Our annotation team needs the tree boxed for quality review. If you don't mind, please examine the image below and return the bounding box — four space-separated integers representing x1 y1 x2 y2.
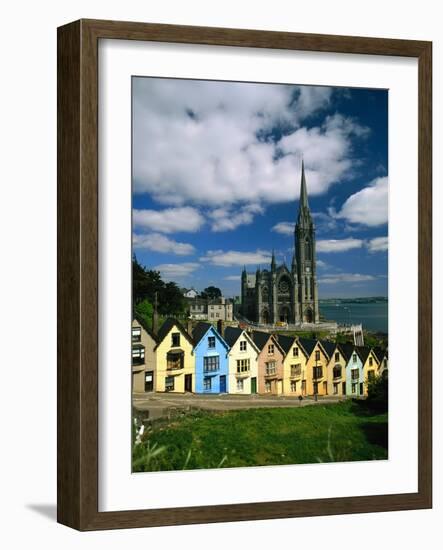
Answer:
201 286 222 300
132 255 186 318
134 299 153 328
366 373 388 413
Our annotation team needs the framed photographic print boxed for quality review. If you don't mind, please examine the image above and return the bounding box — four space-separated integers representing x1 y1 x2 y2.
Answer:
57 19 432 530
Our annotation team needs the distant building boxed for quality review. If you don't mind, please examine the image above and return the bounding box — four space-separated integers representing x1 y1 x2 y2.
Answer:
183 288 198 299
187 296 233 321
241 161 319 325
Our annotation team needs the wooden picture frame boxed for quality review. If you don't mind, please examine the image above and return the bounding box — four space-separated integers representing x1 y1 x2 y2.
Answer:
57 19 432 530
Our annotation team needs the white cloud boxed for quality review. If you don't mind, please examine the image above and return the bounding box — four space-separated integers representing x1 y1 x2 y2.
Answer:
316 259 329 268
367 236 388 253
224 275 241 281
334 177 388 226
210 203 264 232
133 78 368 208
319 273 376 284
316 238 364 253
133 233 195 255
201 249 272 267
154 262 200 279
271 221 293 235
133 207 204 233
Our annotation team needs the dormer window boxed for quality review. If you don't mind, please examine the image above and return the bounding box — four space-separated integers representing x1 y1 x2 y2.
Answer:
208 336 215 349
293 347 299 357
268 344 274 354
171 332 180 347
240 340 247 352
132 326 141 343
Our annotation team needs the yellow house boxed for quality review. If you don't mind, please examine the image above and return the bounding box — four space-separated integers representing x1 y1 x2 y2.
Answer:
131 317 157 393
154 318 195 393
374 347 389 378
362 347 381 395
277 335 309 396
326 342 354 397
299 338 333 396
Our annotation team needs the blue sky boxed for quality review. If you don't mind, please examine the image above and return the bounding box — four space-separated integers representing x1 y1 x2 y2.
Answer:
132 77 388 298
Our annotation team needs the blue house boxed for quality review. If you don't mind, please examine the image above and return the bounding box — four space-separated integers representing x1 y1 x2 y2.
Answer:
192 322 230 394
345 346 366 397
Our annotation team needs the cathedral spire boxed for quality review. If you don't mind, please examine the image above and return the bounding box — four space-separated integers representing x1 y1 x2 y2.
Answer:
297 158 313 226
271 249 276 271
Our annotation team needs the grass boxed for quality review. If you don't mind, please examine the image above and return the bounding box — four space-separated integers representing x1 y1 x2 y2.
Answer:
132 401 388 472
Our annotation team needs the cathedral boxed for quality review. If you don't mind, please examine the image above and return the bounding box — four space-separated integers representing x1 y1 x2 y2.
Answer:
241 161 320 325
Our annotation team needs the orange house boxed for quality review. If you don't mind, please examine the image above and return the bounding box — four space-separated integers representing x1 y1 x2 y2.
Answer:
251 331 285 395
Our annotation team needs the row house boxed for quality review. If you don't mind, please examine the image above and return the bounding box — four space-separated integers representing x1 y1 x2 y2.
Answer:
192 322 230 394
277 335 308 396
224 326 259 394
131 317 388 397
155 318 195 393
251 331 285 395
131 317 157 393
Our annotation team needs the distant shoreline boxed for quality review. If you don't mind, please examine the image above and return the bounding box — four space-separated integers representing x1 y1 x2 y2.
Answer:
319 297 388 304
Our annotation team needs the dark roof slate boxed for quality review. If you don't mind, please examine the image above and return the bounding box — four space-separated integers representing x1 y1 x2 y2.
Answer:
277 334 296 355
251 330 272 351
223 326 244 347
192 322 213 345
297 337 317 357
156 317 193 345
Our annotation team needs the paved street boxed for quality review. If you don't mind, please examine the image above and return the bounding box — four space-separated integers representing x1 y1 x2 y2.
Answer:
133 392 344 418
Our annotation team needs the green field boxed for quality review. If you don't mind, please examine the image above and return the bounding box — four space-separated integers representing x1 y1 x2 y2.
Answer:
132 401 388 472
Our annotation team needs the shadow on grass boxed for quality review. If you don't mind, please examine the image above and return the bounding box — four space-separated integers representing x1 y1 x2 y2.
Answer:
349 398 388 417
360 421 388 450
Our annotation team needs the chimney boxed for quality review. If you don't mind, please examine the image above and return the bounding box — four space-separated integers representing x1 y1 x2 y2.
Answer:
217 319 225 338
187 319 193 336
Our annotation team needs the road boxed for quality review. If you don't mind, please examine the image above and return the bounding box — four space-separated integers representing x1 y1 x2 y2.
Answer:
133 392 345 419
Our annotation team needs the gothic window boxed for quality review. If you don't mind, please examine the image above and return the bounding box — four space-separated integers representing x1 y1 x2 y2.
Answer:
305 238 311 260
262 286 269 300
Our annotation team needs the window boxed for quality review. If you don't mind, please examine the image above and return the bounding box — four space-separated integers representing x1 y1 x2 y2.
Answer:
333 382 339 394
204 355 219 372
369 356 373 366
167 350 184 370
333 366 342 379
353 353 357 363
293 347 299 357
240 340 247 352
352 383 357 394
203 377 212 390
132 345 145 365
351 368 359 380
315 350 320 361
265 381 272 393
268 343 274 354
236 379 244 391
165 376 174 391
290 380 297 393
132 327 141 343
291 364 302 377
171 332 180 347
334 351 340 361
216 313 219 318
208 336 216 349
313 366 323 379
236 359 250 373
265 361 276 376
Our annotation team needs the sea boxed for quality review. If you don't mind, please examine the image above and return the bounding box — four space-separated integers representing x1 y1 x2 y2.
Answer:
319 301 388 334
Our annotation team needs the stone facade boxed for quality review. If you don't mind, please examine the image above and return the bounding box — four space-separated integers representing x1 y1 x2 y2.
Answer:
241 161 319 325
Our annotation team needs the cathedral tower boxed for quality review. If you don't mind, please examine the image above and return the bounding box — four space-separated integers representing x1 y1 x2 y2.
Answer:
295 160 320 323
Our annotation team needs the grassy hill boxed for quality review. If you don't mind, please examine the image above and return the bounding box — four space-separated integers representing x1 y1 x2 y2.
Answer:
133 401 388 472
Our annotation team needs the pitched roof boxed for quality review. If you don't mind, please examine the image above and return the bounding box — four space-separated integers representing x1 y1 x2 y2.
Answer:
338 342 355 362
251 330 272 351
192 322 213 345
156 317 193 346
223 326 244 347
319 339 336 359
276 334 296 356
373 346 387 362
297 337 317 358
133 313 158 342
355 346 371 363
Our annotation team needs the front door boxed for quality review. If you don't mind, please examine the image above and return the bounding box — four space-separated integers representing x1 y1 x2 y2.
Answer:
251 377 257 394
359 382 363 395
144 371 154 392
342 381 346 395
184 374 192 392
219 375 226 393
323 381 328 395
